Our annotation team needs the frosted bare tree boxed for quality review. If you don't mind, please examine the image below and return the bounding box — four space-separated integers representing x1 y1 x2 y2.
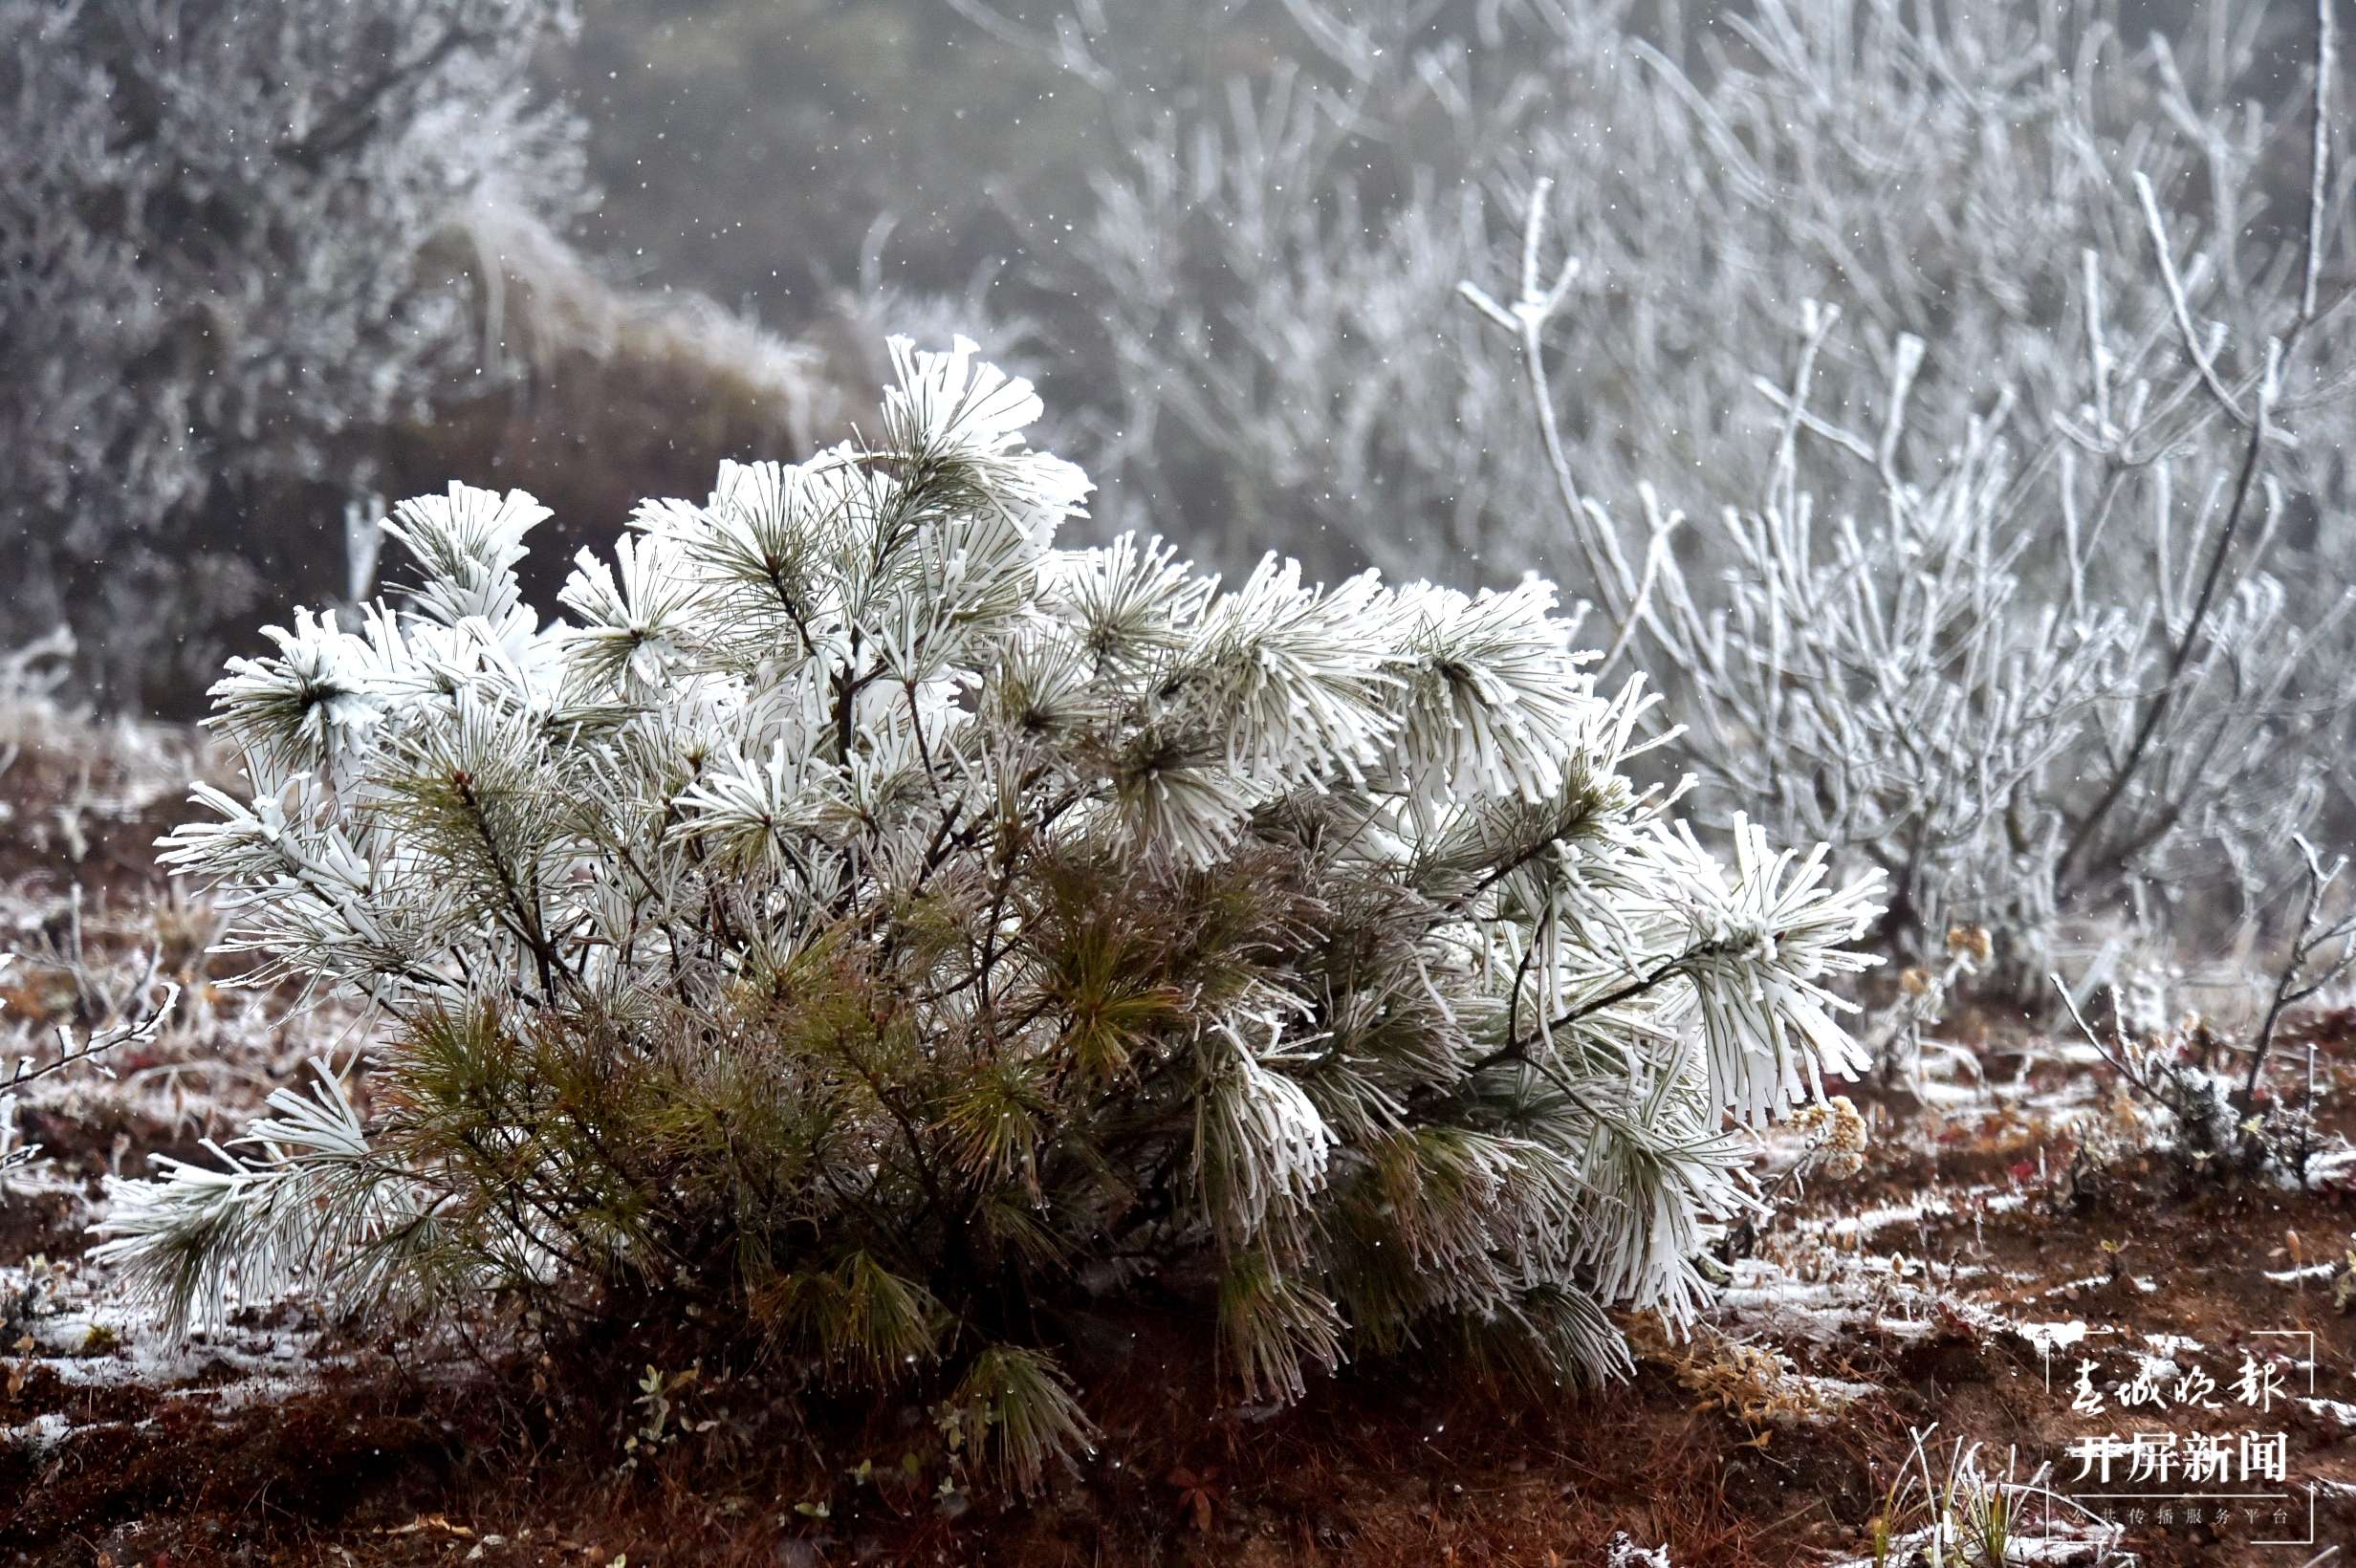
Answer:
0 0 583 703
985 0 2356 978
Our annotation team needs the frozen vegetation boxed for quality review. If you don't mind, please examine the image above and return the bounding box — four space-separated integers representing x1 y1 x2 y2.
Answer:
1039 0 2356 981
0 0 582 699
97 337 1885 1486
6 0 2356 1563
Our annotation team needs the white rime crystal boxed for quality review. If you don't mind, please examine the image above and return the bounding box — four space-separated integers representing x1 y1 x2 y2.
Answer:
120 335 1880 1392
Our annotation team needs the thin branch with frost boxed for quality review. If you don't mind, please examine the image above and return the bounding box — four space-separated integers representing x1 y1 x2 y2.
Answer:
2246 837 2356 1100
1457 180 1649 659
2062 0 2337 898
1 956 182 1183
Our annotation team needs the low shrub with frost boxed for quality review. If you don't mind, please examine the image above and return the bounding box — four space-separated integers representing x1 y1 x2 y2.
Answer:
1025 0 2356 974
100 338 1880 1489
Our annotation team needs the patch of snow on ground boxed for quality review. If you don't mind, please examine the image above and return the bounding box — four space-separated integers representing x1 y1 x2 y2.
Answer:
1826 1522 2127 1567
2016 1319 2089 1357
2301 1144 2356 1183
2264 1260 2339 1284
1715 1255 2008 1347
1 1249 357 1427
3 1410 74 1454
2300 1396 2356 1429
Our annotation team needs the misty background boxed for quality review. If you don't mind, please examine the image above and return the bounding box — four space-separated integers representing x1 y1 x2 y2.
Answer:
2 0 2299 706
4 0 2347 974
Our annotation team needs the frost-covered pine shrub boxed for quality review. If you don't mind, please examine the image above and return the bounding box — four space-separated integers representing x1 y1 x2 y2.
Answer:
100 338 1885 1478
0 0 581 702
100 338 1880 1488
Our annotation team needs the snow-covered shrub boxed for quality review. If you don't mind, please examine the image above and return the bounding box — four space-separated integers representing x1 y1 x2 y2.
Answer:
0 0 582 703
103 337 1880 1488
1014 0 2355 972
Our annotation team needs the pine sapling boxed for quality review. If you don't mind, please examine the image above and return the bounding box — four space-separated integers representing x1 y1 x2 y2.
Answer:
104 335 1884 1490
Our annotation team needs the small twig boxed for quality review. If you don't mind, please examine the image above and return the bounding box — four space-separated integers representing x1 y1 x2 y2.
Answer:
2131 173 2254 427
2056 341 2278 895
2 964 183 1176
2299 0 2337 335
1458 180 1647 662
937 0 1116 93
1468 938 1732 1077
2049 972 2160 1104
2247 836 2356 1101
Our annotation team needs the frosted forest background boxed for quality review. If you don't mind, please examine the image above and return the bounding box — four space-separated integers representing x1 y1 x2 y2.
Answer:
7 3 2356 1565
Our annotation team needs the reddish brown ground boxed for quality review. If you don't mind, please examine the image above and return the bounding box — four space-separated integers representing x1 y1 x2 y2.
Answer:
5 719 2353 1566
1 1309 1896 1567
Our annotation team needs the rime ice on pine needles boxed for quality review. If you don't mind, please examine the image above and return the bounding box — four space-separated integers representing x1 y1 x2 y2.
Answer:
111 336 1882 1490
